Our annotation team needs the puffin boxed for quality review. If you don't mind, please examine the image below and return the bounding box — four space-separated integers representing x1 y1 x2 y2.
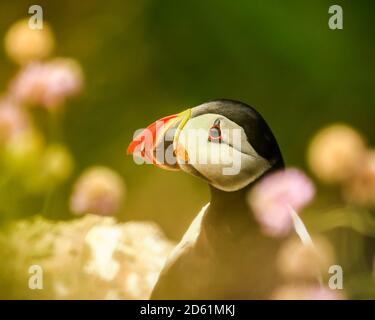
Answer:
128 99 285 299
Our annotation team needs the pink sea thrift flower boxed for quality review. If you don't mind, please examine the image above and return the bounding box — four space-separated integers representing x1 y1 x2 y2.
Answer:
9 58 83 109
248 168 315 237
310 286 343 300
70 166 126 216
272 284 343 300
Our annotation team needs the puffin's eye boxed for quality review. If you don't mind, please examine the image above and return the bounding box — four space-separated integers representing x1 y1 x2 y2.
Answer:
208 119 222 143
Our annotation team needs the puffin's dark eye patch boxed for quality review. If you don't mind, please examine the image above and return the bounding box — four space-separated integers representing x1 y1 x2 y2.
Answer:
208 119 222 143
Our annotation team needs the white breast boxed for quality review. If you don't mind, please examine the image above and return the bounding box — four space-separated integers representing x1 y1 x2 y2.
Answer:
160 202 210 270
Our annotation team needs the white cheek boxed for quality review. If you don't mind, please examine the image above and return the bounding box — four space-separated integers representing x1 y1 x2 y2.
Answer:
206 143 235 166
181 136 236 167
187 142 270 192
191 143 240 176
211 152 270 191
176 115 272 191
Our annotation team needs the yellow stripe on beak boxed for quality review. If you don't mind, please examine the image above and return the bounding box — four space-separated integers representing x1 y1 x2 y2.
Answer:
173 108 191 149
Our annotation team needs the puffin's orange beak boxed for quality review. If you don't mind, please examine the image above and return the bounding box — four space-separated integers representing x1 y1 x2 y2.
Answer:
127 109 191 169
127 113 178 162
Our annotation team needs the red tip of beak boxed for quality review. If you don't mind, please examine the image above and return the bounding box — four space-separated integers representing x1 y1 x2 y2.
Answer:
127 114 178 162
126 136 143 155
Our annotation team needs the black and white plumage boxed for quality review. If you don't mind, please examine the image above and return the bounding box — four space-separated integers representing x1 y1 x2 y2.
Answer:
128 99 284 299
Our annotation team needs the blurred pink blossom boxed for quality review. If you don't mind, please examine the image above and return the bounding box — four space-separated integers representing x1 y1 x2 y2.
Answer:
9 58 83 109
0 98 29 143
70 166 126 216
272 284 343 300
310 286 343 300
248 168 315 237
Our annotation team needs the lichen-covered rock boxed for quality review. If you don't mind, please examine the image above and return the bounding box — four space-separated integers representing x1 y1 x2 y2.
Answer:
0 215 175 299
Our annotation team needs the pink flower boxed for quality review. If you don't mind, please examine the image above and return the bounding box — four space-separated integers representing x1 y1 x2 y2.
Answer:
70 166 126 216
272 284 343 300
9 58 83 109
310 286 343 300
248 168 315 237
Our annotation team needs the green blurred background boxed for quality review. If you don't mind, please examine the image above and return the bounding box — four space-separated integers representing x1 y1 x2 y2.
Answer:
0 0 374 240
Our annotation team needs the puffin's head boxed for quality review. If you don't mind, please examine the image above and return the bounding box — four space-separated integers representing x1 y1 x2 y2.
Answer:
128 99 284 192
